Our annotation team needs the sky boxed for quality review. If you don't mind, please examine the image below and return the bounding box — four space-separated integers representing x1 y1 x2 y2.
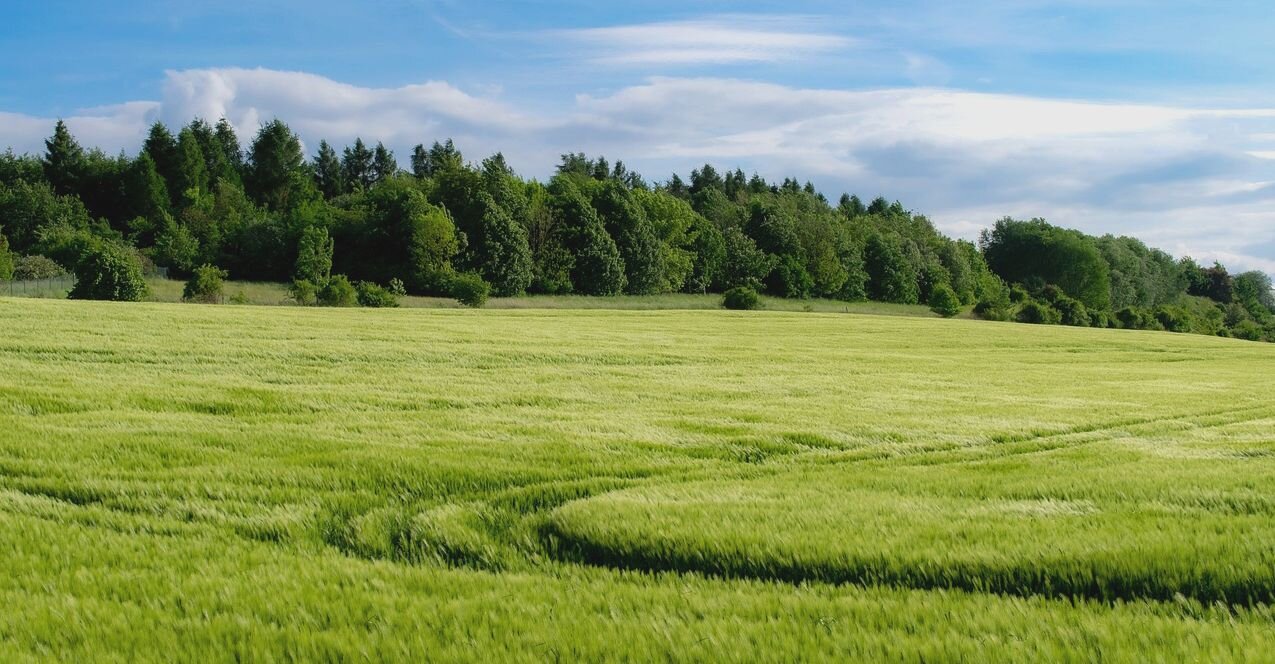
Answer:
3 0 1275 275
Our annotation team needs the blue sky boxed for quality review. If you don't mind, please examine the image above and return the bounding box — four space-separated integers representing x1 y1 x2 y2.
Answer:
3 0 1275 273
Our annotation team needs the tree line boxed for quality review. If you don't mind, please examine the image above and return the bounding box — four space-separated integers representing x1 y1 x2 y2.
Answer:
0 118 1271 341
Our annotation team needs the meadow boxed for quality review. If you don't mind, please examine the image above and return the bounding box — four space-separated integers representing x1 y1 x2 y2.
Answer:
1 296 1274 661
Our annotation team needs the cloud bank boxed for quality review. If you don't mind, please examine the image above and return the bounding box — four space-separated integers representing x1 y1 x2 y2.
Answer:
2 67 1273 274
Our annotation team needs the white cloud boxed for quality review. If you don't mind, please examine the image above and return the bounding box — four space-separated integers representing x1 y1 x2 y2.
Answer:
2 67 1274 276
550 16 854 66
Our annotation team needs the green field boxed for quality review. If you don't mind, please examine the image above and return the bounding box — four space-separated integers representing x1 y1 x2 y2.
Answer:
2 297 1274 661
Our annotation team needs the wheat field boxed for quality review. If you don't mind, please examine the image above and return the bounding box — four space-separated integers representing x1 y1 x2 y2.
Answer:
1 297 1273 661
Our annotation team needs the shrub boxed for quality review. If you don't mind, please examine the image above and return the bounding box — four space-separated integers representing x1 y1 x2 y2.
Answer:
1115 307 1144 330
722 286 761 310
1016 300 1060 325
1154 306 1194 333
1008 284 1031 303
928 283 961 318
68 244 149 302
356 281 401 308
1088 310 1113 329
318 274 358 307
12 255 67 280
290 279 318 306
388 277 407 297
450 272 490 308
1230 319 1265 341
973 287 1013 321
182 264 228 304
228 290 249 305
1053 295 1090 327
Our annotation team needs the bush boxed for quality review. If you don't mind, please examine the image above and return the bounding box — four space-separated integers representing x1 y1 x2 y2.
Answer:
722 286 761 310
68 245 149 302
388 277 407 297
1053 296 1090 327
318 274 358 307
356 281 401 308
928 283 961 318
1154 306 1194 333
182 264 228 304
290 279 318 306
228 290 249 305
1088 310 1113 329
450 272 490 308
1230 319 1265 341
1016 300 1060 325
1008 284 1031 303
1115 307 1145 330
12 255 67 280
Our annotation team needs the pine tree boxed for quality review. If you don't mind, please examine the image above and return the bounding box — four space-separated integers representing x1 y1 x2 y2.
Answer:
313 140 345 199
244 119 306 211
214 118 243 172
43 120 86 196
188 119 236 186
341 138 374 191
372 142 397 183
410 144 430 178
174 128 209 205
123 152 170 231
142 122 181 205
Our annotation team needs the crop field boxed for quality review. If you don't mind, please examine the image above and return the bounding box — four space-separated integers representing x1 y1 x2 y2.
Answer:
1 297 1274 661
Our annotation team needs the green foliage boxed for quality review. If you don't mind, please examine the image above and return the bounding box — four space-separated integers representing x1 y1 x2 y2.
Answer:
182 264 228 303
341 138 375 192
0 179 93 254
550 185 626 295
1016 300 1060 325
313 140 344 199
0 225 14 280
721 286 761 310
864 233 919 304
11 254 67 280
355 281 401 308
294 225 334 284
471 194 533 296
245 120 310 211
42 119 86 196
153 220 200 275
450 271 490 308
289 279 318 306
1052 294 1090 327
720 227 774 291
981 218 1111 310
68 244 149 301
317 274 358 307
928 283 961 317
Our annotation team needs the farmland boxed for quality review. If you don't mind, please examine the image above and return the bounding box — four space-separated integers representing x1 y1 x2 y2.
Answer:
1 297 1274 661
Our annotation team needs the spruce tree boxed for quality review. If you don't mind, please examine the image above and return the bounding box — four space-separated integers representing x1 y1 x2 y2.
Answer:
372 142 397 183
313 141 345 199
341 138 374 191
175 128 209 205
43 120 86 196
244 119 306 211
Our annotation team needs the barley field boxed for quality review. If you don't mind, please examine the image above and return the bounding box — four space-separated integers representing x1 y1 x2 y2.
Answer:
1 297 1273 661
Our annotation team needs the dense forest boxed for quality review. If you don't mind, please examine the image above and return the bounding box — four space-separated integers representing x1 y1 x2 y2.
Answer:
1 118 1273 341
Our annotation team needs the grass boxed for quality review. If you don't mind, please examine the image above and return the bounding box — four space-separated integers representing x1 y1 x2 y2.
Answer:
1 297 1273 660
6 275 944 315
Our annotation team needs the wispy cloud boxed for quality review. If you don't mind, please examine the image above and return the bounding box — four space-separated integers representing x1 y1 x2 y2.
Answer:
2 68 1274 276
550 15 854 66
